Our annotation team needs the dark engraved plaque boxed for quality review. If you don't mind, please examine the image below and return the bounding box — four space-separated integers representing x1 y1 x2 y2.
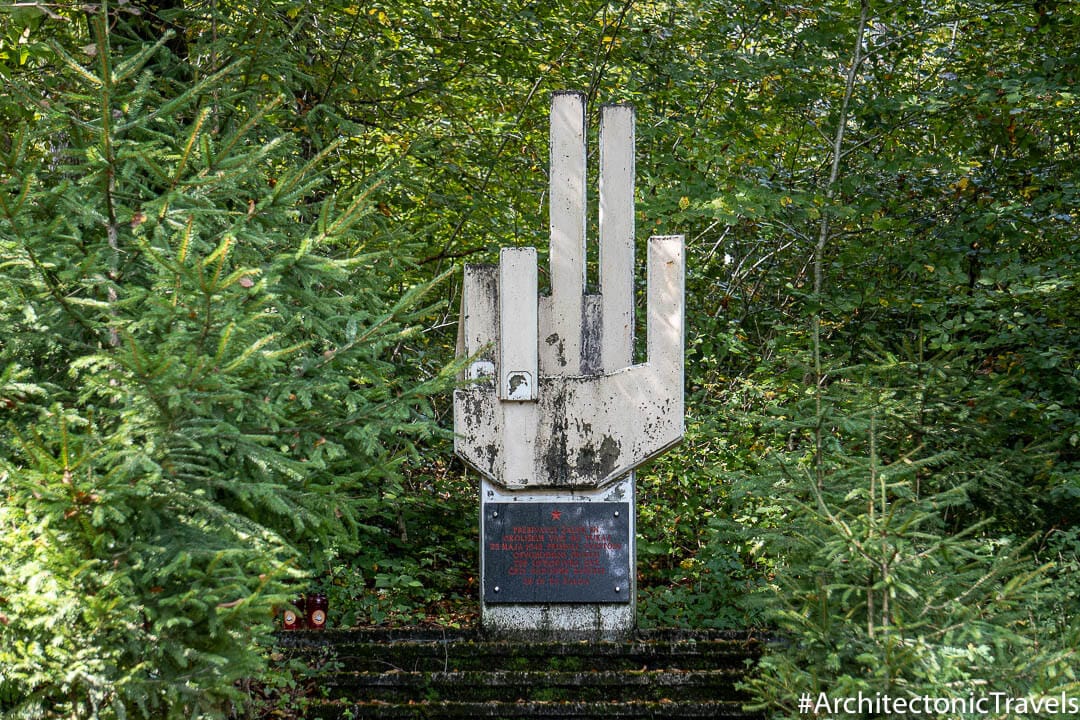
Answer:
483 502 630 603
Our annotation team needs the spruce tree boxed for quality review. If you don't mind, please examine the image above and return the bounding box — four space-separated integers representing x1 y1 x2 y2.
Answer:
739 357 1079 717
1 8 448 719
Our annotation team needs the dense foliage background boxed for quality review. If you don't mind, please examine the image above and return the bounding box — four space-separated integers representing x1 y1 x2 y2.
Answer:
1 1 1076 718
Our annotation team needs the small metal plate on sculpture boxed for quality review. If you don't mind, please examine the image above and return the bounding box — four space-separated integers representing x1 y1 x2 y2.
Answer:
484 502 630 603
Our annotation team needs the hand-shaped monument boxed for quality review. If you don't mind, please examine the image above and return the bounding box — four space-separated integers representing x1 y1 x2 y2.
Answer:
454 92 684 639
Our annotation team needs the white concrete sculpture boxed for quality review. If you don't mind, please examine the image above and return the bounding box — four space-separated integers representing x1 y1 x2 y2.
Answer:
454 91 684 638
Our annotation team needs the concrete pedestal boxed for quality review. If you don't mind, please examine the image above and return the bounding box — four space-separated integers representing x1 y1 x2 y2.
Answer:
479 475 636 640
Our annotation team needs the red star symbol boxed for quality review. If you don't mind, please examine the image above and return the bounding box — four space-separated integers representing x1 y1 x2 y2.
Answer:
550 509 562 521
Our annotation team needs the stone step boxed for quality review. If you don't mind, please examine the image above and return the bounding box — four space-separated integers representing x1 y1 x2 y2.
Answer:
321 668 749 703
279 629 762 673
304 699 759 719
314 642 756 673
275 628 764 720
278 628 760 647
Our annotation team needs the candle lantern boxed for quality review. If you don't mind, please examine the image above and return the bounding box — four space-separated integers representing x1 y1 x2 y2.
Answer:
306 592 328 630
281 596 306 630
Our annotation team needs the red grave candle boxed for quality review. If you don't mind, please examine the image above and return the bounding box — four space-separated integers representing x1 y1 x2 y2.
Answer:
281 596 305 630
306 593 328 630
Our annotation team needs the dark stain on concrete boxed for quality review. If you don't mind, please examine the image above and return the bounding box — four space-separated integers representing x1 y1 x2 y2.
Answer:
576 434 621 483
545 333 566 368
541 388 571 486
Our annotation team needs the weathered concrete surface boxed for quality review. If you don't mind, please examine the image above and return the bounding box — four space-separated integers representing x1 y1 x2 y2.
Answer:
452 92 685 641
453 93 684 492
453 236 684 490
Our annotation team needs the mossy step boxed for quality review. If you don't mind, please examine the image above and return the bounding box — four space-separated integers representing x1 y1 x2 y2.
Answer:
304 699 761 720
305 642 757 673
278 629 762 673
275 628 764 719
321 668 750 703
278 628 760 648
